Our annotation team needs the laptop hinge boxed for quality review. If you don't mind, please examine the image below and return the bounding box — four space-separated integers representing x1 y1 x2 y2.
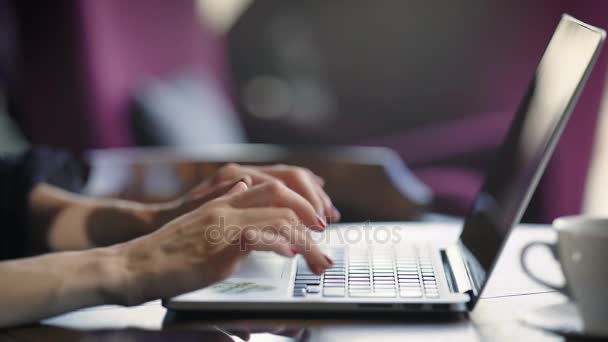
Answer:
443 244 475 297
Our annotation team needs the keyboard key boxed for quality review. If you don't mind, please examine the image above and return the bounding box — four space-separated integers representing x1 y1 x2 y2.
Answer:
296 274 321 279
325 270 345 274
349 282 371 286
324 281 346 286
323 287 345 297
374 284 397 290
400 290 423 298
349 277 370 281
306 285 321 294
323 281 346 287
398 275 419 279
370 292 396 297
325 275 345 279
295 278 321 282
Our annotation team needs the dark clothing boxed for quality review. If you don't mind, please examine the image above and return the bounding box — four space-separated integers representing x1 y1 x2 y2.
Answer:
0 148 84 260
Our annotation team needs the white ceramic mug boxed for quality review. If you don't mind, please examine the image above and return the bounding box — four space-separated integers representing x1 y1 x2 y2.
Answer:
520 216 608 335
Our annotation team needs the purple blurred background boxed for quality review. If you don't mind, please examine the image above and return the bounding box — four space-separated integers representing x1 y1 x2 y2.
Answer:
0 0 606 223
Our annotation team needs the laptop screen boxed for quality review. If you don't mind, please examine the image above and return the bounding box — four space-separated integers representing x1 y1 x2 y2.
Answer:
458 15 605 300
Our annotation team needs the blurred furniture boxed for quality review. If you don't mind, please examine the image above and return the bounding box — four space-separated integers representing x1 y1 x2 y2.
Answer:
6 0 608 223
85 145 432 222
9 0 232 150
0 224 566 341
227 0 608 223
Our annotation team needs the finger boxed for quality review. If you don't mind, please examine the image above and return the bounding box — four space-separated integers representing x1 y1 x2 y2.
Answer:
235 207 325 232
279 170 327 217
213 163 242 183
225 165 329 219
313 183 341 223
215 175 253 192
217 164 276 186
240 228 294 258
191 176 252 205
240 212 331 274
282 225 331 275
253 166 330 218
230 182 327 230
312 182 336 223
256 165 326 187
226 180 249 195
311 172 325 187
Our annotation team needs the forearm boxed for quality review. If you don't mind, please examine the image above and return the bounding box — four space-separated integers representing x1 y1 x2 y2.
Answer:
0 247 128 328
29 184 168 253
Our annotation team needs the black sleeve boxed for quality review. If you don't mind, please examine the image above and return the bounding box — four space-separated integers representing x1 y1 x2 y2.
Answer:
0 147 85 260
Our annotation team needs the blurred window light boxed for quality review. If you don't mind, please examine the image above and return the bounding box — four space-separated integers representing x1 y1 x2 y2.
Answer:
196 0 252 34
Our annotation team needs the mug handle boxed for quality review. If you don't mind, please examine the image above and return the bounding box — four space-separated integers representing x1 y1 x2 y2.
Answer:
520 241 570 297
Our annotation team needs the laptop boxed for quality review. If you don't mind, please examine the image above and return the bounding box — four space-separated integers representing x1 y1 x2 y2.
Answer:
165 15 605 314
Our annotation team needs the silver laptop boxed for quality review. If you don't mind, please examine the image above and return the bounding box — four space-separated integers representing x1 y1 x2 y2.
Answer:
165 15 605 314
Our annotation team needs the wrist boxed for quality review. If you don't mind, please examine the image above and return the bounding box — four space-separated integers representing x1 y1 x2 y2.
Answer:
143 200 181 230
94 245 141 306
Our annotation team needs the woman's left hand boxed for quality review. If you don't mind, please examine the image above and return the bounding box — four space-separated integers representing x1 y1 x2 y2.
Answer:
153 163 340 228
208 164 340 223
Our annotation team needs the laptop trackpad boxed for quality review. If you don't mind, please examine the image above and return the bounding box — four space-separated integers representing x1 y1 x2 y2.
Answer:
171 252 292 301
232 252 290 280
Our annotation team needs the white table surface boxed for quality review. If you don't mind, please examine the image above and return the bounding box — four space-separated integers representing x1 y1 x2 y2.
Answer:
23 223 570 341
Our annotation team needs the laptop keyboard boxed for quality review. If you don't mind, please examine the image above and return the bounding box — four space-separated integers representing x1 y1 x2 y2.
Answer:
293 246 439 299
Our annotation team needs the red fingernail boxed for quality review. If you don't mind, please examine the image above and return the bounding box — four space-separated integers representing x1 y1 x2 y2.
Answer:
291 248 299 255
316 214 327 229
324 255 333 266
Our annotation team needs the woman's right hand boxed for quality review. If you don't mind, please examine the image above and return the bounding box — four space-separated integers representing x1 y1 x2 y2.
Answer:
111 180 333 306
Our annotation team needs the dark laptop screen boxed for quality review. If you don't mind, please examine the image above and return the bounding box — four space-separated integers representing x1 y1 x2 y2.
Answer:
458 15 605 296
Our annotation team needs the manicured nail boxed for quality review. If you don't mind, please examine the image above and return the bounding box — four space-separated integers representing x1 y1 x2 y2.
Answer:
324 255 334 267
316 214 327 229
331 206 341 221
291 248 299 256
314 174 325 186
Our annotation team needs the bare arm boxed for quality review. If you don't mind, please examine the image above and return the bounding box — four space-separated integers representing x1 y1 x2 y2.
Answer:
0 181 332 328
0 247 125 327
28 183 162 253
27 164 337 254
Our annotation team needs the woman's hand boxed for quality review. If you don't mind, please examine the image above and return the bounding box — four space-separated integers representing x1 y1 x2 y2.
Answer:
113 180 333 306
151 163 340 230
209 164 340 223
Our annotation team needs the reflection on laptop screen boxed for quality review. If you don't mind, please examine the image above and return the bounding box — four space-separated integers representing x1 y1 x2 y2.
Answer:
459 15 605 291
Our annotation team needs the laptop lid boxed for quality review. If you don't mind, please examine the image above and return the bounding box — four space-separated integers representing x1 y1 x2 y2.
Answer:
456 14 605 308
